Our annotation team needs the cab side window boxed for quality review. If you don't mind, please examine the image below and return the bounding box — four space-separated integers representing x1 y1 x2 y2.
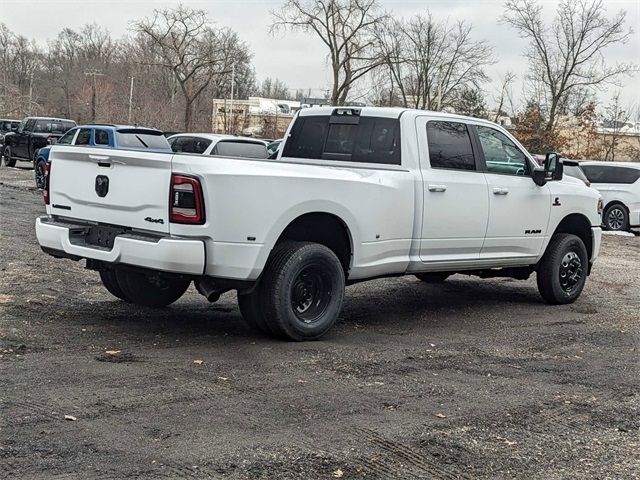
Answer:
75 128 91 146
426 121 476 171
95 129 110 146
476 126 528 176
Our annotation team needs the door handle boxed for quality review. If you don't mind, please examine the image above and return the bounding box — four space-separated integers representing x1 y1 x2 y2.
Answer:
493 187 509 195
89 154 110 162
428 184 447 192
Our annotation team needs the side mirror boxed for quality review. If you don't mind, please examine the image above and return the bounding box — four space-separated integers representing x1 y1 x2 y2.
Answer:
49 138 58 145
545 152 564 181
532 166 547 186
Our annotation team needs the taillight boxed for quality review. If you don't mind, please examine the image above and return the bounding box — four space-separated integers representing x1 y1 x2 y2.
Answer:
170 174 205 224
43 162 51 205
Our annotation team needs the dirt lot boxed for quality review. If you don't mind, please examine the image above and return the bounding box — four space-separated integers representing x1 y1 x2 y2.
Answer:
1 165 639 479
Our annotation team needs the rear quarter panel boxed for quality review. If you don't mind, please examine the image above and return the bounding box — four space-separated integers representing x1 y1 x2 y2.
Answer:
170 154 418 280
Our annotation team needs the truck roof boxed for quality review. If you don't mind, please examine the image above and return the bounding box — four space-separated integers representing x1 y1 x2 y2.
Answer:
297 106 504 126
24 116 75 122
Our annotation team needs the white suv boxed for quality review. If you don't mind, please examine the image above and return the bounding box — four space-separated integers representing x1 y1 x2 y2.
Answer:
580 161 640 231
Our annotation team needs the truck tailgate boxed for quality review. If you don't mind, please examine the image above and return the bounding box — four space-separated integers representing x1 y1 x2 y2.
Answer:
48 146 172 234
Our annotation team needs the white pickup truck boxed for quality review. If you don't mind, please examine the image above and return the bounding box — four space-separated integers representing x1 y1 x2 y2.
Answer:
36 107 603 340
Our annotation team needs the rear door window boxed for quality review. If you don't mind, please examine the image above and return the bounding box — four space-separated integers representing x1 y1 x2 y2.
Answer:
212 140 268 159
582 165 640 184
95 129 110 146
426 121 476 171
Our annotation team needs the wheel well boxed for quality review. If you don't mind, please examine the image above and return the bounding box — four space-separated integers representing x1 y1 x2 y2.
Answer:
275 212 352 275
603 200 628 214
553 214 593 260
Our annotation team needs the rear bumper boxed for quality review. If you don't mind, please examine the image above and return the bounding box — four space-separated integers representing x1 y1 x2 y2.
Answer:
36 216 205 275
629 206 640 227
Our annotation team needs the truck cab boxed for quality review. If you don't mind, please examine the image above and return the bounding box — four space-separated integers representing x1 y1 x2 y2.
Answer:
2 117 76 168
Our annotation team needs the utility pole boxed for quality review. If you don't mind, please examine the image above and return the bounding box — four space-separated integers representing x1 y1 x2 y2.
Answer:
127 76 135 124
84 71 104 122
228 64 235 134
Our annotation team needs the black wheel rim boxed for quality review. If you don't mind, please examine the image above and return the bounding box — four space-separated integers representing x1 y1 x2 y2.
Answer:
607 208 625 230
559 251 583 294
35 163 45 188
290 264 332 324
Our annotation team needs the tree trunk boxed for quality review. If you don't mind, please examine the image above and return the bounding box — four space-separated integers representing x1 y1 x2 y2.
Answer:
184 98 193 131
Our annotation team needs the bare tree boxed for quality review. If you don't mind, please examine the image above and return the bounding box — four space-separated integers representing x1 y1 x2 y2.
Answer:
502 0 636 135
493 71 516 121
259 77 290 99
134 6 251 130
375 13 494 110
272 0 385 105
600 92 628 161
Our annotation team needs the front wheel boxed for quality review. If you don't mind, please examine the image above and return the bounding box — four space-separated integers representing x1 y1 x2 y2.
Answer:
255 241 345 341
114 268 190 307
536 233 588 305
2 146 16 167
603 204 629 231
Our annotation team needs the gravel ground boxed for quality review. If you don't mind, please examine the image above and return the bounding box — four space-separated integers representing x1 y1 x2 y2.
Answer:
1 165 639 479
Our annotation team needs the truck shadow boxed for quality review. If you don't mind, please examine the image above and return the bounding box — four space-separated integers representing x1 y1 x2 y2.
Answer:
9 276 553 346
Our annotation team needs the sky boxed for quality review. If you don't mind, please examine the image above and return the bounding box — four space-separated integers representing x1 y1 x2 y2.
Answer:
2 0 639 109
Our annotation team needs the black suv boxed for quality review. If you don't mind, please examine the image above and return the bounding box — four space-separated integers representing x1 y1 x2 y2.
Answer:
0 119 20 152
2 117 76 167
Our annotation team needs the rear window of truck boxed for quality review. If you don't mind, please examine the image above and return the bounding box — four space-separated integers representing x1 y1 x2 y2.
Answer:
212 140 268 159
283 115 401 165
115 131 171 150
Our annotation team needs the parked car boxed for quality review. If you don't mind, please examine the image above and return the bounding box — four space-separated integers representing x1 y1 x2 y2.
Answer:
167 133 269 159
0 118 20 154
2 117 76 167
562 159 591 187
33 124 172 189
578 161 640 231
36 107 602 341
267 139 283 158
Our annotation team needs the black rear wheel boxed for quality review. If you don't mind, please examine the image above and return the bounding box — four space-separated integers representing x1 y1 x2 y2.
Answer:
99 269 130 302
2 146 16 167
115 268 190 307
254 241 345 341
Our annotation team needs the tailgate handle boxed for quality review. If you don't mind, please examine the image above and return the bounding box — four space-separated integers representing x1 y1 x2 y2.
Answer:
89 154 110 162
